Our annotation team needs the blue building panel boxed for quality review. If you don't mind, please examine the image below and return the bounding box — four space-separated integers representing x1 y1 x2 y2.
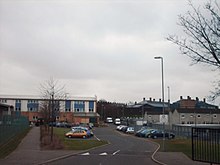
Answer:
27 102 39 111
89 101 94 109
74 101 85 112
65 100 71 109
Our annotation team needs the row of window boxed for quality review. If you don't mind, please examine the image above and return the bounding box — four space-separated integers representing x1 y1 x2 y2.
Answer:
28 107 38 111
15 100 39 103
65 108 94 112
181 121 220 124
181 114 217 118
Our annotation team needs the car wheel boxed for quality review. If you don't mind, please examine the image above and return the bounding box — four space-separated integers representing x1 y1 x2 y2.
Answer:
68 135 72 138
82 135 86 139
153 135 157 139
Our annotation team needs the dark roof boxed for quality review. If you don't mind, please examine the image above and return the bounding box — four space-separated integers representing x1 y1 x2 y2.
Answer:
171 99 218 110
127 100 169 109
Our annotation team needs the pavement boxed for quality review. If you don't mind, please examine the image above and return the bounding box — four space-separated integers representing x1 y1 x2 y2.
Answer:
0 126 210 165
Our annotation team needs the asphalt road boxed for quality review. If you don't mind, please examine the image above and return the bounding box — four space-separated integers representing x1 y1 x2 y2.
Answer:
48 124 158 165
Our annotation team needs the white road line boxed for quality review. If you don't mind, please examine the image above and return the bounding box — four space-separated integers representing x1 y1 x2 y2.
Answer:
112 150 120 155
94 135 101 141
99 152 108 156
81 152 90 156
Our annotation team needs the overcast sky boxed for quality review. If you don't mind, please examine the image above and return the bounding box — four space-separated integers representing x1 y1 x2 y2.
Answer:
0 0 219 104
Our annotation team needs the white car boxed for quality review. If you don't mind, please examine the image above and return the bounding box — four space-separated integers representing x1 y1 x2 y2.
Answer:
126 127 134 134
114 118 121 125
106 117 113 123
116 125 126 131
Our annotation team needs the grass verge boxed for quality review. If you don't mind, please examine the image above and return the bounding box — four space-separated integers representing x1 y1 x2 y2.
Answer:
54 127 108 150
151 138 192 158
0 127 31 159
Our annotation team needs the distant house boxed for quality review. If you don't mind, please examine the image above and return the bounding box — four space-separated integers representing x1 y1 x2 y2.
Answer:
125 97 170 124
124 96 220 125
0 95 99 124
171 96 220 125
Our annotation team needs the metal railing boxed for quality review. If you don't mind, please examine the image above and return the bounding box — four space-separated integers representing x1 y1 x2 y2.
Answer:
192 127 220 164
0 115 29 145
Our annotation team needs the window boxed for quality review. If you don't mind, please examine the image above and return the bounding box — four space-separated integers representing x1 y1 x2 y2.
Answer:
89 101 94 112
213 114 217 118
15 107 21 111
190 115 194 118
16 100 21 103
33 116 38 120
74 101 85 112
0 99 7 103
148 115 152 118
197 114 201 118
181 114 185 118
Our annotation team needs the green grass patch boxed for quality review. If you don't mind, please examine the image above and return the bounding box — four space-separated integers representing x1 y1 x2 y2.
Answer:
54 127 108 150
0 127 31 159
151 138 192 158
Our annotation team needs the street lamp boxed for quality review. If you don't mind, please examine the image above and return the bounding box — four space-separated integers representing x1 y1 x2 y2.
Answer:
154 56 165 151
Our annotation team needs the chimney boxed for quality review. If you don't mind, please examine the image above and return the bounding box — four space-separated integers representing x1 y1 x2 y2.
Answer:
187 96 191 100
203 98 206 102
143 97 145 101
153 98 155 102
180 96 183 100
149 97 152 102
196 97 199 101
159 98 161 102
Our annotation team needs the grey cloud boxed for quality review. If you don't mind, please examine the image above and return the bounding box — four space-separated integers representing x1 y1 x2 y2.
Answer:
0 0 217 103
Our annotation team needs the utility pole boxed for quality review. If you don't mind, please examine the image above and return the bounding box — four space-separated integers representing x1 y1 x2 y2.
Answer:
154 56 165 152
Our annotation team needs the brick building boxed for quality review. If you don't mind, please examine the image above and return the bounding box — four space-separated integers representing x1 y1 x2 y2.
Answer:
0 95 99 124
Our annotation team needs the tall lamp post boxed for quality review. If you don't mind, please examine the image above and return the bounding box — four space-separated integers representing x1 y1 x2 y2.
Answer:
154 56 165 151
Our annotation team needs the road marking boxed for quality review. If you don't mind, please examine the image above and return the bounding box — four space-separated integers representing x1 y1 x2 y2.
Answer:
81 152 90 156
112 150 120 155
94 135 101 141
99 152 108 156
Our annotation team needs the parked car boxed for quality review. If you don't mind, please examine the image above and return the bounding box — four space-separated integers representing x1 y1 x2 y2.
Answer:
116 125 126 131
106 117 113 123
114 118 121 125
135 128 156 137
65 129 90 138
121 126 129 133
56 122 72 128
126 127 134 134
71 126 94 137
148 130 175 139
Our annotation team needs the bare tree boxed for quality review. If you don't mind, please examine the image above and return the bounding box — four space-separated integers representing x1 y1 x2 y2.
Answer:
167 0 220 99
39 78 66 142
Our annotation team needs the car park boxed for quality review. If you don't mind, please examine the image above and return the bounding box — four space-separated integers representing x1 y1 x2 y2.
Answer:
148 130 175 139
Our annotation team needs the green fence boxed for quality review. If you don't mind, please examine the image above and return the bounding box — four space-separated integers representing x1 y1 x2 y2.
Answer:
0 115 29 146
